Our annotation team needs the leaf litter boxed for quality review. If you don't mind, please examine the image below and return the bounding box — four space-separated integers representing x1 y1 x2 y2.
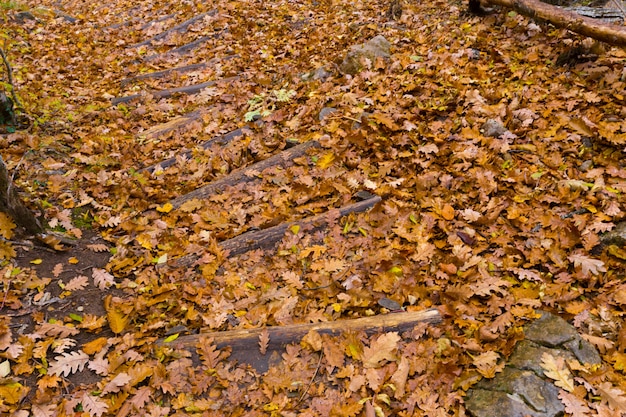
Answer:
0 0 625 415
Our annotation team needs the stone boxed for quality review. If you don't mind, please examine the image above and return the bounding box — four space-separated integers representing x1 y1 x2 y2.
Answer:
466 367 564 417
481 119 507 138
600 221 626 247
524 311 579 347
318 107 337 122
464 311 601 417
340 35 390 75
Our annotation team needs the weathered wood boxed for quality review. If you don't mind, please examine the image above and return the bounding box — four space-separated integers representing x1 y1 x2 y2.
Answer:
144 33 227 61
565 6 623 23
218 195 382 257
0 155 44 234
173 194 381 268
121 62 210 86
112 75 239 105
163 308 441 371
140 13 177 30
140 125 251 173
485 0 626 46
169 140 321 209
128 10 218 48
136 107 211 141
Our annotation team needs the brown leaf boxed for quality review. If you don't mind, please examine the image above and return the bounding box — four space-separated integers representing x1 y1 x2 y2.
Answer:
362 332 401 368
259 328 270 355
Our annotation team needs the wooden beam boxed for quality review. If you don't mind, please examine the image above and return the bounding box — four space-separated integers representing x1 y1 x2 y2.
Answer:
486 0 626 46
140 125 251 173
120 58 236 86
173 194 381 267
127 10 218 48
163 308 442 372
219 195 382 257
169 140 321 209
111 76 239 105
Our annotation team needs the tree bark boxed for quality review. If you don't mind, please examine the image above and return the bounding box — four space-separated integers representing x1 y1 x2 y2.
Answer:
161 308 442 372
0 156 44 234
169 140 321 209
485 0 626 46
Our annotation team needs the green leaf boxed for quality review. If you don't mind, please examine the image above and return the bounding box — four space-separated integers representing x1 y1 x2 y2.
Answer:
244 110 260 122
163 333 179 343
69 313 83 322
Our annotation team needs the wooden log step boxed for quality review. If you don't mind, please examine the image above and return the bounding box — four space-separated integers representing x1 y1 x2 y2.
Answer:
111 75 239 105
136 107 211 142
143 31 227 61
162 308 442 372
120 55 237 86
174 194 381 267
169 140 321 209
218 195 382 257
128 10 218 48
140 125 252 174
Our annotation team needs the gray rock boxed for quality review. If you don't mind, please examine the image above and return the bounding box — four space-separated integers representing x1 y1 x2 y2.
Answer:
481 119 507 138
508 340 577 377
525 311 579 347
467 368 563 417
318 107 338 122
464 311 601 417
340 35 390 75
563 336 602 365
600 221 626 247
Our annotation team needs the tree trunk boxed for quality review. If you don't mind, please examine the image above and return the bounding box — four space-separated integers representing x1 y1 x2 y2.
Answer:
0 155 44 235
485 0 626 46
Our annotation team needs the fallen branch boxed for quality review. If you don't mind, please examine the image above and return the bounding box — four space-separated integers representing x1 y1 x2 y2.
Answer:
111 75 239 105
218 194 382 257
486 0 626 46
174 194 381 266
136 106 211 141
143 32 228 61
169 140 321 209
140 124 252 173
162 308 441 372
128 10 218 48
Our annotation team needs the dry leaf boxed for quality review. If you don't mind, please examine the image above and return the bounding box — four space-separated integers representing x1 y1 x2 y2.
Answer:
541 352 574 392
362 332 401 368
258 328 270 355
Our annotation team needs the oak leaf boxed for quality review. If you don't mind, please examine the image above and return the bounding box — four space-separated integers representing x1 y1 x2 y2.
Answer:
362 332 401 368
81 392 108 417
541 352 574 392
597 382 626 412
101 372 131 395
93 268 115 290
259 329 270 355
65 275 89 291
558 390 592 417
31 403 56 417
568 253 606 277
35 322 80 338
48 350 89 377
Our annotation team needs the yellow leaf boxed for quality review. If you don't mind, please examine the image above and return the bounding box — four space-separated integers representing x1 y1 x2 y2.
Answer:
0 212 16 239
157 203 173 213
290 225 300 235
30 259 43 265
82 337 108 355
0 381 26 404
68 257 79 264
164 333 179 343
316 152 336 169
104 295 129 334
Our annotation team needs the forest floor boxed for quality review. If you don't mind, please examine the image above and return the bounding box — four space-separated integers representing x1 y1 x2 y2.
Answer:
1 0 626 415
